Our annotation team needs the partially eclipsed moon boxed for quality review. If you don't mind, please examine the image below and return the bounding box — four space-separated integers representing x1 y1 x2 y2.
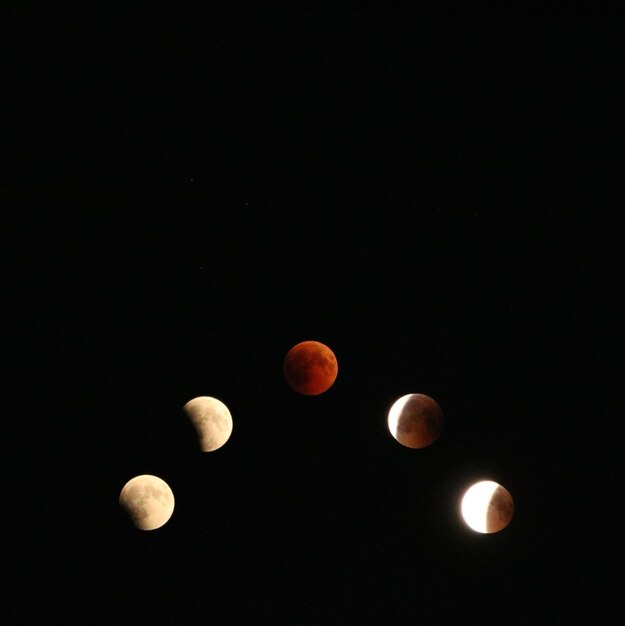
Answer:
119 474 175 531
283 340 338 395
387 393 444 448
461 480 514 533
183 396 233 452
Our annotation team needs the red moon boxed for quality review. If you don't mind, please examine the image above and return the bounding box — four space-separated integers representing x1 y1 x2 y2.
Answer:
283 340 338 395
387 393 444 448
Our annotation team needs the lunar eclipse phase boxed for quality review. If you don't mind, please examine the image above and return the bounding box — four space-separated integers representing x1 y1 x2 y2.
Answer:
183 396 233 452
119 475 175 531
118 354 517 540
460 480 514 534
283 340 338 395
387 393 444 448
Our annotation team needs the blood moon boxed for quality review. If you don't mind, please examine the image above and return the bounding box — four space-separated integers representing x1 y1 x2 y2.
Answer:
283 340 338 395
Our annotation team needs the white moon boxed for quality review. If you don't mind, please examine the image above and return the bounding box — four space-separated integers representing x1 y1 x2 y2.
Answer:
183 396 233 452
119 474 175 531
460 480 514 534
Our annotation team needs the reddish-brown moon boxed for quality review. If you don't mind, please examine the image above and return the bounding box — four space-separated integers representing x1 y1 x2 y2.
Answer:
485 484 515 533
283 340 338 395
387 393 444 448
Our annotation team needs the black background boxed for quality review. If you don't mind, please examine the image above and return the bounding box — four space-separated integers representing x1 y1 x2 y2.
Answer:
4 7 622 624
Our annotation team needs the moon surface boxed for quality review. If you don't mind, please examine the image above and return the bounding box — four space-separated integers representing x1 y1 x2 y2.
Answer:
460 480 514 533
387 393 444 448
183 396 233 452
119 475 175 531
283 340 338 395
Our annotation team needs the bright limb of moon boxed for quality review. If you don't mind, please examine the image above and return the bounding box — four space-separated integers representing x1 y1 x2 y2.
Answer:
461 480 514 534
461 481 499 533
119 475 175 531
183 396 233 452
387 394 409 436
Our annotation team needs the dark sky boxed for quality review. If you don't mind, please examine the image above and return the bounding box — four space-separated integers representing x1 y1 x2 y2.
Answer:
5 7 622 625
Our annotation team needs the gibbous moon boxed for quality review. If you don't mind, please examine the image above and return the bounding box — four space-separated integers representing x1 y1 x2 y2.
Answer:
183 396 233 452
283 340 338 395
119 474 175 531
387 393 444 448
460 480 514 533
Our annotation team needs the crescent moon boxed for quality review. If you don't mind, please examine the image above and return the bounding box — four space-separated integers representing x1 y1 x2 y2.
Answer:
183 396 233 452
460 480 514 533
119 474 175 531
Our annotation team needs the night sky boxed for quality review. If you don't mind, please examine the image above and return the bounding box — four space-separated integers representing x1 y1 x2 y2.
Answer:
5 7 621 624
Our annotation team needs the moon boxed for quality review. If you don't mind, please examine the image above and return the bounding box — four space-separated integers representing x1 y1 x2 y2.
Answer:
119 475 175 531
460 480 514 533
387 393 444 448
183 396 233 452
283 340 338 395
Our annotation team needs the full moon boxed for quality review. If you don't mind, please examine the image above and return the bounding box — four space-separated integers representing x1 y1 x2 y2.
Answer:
460 480 514 533
119 475 175 531
387 393 444 448
183 396 233 452
283 340 338 395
